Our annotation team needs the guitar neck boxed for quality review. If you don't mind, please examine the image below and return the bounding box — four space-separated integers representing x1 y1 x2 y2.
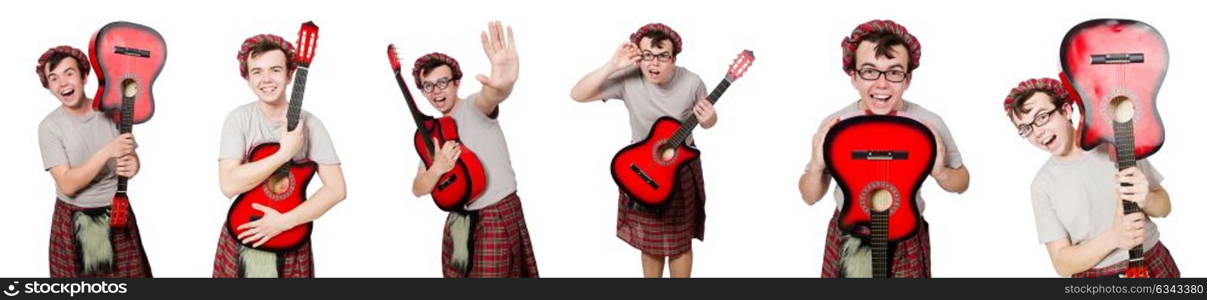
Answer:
115 94 135 194
286 66 308 131
871 210 890 278
275 66 309 176
393 70 436 153
1112 120 1146 268
666 75 733 147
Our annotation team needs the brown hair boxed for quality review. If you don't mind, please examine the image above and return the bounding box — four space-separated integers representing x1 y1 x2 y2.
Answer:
850 31 909 71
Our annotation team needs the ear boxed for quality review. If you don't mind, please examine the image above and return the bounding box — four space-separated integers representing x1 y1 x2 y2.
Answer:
1061 102 1074 116
848 70 858 88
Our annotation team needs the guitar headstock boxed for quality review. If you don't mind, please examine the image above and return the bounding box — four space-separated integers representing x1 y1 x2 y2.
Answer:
387 43 402 71
294 21 319 67
727 50 755 81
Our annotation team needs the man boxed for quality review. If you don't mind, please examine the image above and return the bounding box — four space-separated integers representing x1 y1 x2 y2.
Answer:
570 23 716 278
798 20 970 278
37 46 152 278
1003 77 1178 277
410 21 538 278
213 33 347 278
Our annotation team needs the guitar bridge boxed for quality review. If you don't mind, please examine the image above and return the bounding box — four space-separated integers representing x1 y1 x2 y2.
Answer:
629 163 659 190
852 150 909 160
1091 53 1144 64
114 46 152 58
437 174 458 191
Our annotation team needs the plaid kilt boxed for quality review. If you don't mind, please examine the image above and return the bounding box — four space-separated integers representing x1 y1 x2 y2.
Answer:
820 209 930 278
616 159 706 257
442 192 539 277
212 222 314 278
1072 241 1180 278
49 199 152 278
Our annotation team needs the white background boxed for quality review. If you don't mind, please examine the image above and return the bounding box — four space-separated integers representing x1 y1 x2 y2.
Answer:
0 0 1202 277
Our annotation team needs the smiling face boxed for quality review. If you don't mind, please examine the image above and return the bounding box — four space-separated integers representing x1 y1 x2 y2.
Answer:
637 37 676 86
419 65 460 115
849 40 911 115
1010 92 1076 157
43 56 88 109
245 49 292 105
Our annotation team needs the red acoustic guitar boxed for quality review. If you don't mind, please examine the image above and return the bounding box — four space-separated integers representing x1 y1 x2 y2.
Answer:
1061 18 1168 278
226 22 320 252
387 44 487 211
88 21 166 229
610 50 754 209
824 115 936 278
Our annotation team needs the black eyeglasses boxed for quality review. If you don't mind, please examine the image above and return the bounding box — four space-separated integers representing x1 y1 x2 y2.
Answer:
640 51 673 62
421 77 454 93
856 68 908 83
1016 108 1058 137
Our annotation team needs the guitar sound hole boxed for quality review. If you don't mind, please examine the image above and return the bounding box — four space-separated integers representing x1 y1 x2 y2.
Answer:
651 140 676 166
1111 96 1134 123
870 189 892 213
262 172 295 201
859 181 900 216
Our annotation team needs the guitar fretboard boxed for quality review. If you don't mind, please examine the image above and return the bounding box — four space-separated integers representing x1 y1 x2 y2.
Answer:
1112 119 1146 267
665 76 733 147
871 210 889 278
275 66 309 177
393 69 436 154
115 93 134 194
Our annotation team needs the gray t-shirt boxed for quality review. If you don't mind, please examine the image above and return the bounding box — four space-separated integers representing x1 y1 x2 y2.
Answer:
451 94 518 210
38 107 121 208
597 65 708 143
219 102 339 165
1031 147 1162 268
822 100 964 213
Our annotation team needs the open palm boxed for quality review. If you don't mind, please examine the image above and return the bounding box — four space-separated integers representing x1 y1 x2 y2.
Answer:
477 21 518 92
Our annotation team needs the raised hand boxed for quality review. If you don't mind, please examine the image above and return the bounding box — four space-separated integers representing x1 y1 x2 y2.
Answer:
477 21 519 94
610 42 641 71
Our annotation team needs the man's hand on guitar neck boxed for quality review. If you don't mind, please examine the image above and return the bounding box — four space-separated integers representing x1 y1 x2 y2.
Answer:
1115 167 1171 218
114 154 139 178
275 117 307 163
693 97 717 129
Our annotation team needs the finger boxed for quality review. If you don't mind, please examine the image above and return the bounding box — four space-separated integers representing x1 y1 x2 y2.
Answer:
506 26 515 51
493 21 503 47
251 203 276 214
237 227 257 239
242 232 264 245
480 31 492 56
476 74 491 86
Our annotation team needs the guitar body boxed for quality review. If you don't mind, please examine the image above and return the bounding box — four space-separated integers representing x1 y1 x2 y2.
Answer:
89 21 165 124
824 115 934 242
412 116 488 211
226 143 318 252
611 117 701 208
1061 19 1167 159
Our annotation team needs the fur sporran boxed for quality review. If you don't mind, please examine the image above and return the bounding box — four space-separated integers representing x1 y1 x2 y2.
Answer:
72 209 115 275
838 234 872 278
447 211 474 275
238 246 280 278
